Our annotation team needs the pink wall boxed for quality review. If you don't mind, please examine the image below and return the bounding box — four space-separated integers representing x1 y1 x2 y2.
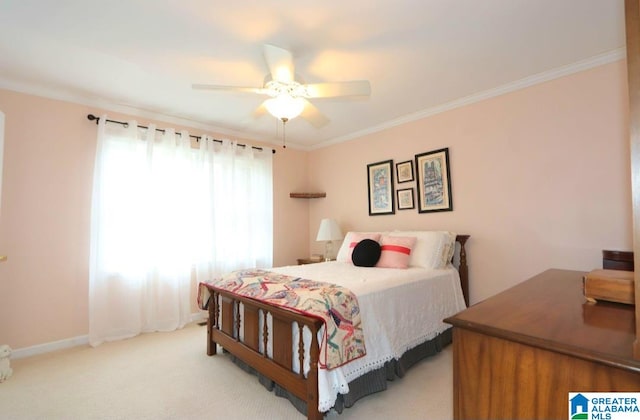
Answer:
0 59 632 351
0 89 310 349
308 60 632 303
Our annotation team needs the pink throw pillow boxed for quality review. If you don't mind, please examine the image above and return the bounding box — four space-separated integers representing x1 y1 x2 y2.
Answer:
376 235 417 269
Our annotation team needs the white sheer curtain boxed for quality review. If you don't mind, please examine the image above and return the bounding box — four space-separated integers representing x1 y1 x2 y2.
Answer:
89 116 273 346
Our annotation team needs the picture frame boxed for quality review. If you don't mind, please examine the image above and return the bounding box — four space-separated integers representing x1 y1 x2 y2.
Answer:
395 160 414 183
415 148 452 213
396 188 415 210
367 159 395 216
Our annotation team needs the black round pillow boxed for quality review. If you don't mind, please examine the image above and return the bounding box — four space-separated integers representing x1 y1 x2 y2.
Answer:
351 239 382 267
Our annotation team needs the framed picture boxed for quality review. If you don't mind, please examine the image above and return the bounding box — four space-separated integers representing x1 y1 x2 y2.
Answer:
395 160 414 183
415 148 452 213
396 188 415 210
367 159 395 215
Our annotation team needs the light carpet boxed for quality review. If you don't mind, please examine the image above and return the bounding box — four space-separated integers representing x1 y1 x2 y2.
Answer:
0 323 453 419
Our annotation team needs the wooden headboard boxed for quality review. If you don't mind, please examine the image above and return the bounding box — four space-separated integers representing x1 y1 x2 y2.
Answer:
455 235 470 306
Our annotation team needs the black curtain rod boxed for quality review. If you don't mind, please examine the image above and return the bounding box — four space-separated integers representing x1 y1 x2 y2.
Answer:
86 114 275 154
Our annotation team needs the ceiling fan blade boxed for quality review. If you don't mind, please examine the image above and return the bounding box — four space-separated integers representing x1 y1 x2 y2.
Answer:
304 80 371 98
300 99 329 128
263 44 295 83
192 84 268 95
252 102 268 119
236 103 268 127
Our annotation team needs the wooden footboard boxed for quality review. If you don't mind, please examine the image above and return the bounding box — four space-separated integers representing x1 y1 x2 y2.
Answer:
207 288 324 419
205 234 469 420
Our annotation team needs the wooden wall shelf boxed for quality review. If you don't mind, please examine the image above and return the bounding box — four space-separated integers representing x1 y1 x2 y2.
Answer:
289 193 326 199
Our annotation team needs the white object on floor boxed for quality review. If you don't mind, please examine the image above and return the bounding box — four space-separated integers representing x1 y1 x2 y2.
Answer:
0 344 12 382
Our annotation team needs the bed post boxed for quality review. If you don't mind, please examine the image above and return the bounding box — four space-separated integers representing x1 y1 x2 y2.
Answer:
456 235 470 307
207 293 217 356
307 326 322 420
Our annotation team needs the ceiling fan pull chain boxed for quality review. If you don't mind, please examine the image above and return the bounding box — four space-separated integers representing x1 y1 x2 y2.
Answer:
281 117 288 148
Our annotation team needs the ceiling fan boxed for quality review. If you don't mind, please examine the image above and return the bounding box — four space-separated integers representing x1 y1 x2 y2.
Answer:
192 44 371 128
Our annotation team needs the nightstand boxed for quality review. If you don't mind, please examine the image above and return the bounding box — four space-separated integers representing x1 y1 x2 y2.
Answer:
297 258 323 265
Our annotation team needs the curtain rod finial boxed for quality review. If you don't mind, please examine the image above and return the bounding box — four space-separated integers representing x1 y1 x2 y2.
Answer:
87 114 99 124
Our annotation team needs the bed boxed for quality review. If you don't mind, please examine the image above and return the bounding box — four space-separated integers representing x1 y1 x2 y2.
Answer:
198 231 469 419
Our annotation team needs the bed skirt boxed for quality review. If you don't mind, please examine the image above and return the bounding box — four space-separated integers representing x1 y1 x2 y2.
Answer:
228 327 453 416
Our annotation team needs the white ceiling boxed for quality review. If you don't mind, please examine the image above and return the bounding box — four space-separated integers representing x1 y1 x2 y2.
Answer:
0 0 626 149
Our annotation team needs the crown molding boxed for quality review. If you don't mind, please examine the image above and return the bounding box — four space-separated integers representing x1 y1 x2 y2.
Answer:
313 48 626 150
0 48 625 153
0 78 295 151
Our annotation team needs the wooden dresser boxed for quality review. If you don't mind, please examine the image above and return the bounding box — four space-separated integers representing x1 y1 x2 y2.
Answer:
445 269 640 420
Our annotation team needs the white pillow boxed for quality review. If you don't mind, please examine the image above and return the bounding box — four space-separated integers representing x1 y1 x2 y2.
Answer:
336 231 384 262
389 230 456 269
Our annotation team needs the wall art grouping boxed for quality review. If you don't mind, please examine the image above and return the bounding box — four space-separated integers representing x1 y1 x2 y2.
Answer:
367 147 452 215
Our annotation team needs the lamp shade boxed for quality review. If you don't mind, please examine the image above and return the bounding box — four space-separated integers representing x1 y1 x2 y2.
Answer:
316 218 343 242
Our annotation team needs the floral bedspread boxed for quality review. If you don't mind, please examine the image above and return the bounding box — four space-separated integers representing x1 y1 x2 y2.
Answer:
198 269 366 370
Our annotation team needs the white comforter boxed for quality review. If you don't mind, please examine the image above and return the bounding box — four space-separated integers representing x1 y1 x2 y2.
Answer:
270 261 467 412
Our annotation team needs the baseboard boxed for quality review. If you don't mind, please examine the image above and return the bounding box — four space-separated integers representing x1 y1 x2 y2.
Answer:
11 311 208 359
12 335 89 359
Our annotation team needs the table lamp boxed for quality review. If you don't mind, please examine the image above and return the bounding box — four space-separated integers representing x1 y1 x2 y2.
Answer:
316 218 343 261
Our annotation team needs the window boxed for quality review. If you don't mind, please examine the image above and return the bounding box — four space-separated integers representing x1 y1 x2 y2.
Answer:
89 118 272 345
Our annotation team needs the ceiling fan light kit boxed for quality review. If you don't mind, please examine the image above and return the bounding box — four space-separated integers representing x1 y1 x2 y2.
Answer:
264 94 305 120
